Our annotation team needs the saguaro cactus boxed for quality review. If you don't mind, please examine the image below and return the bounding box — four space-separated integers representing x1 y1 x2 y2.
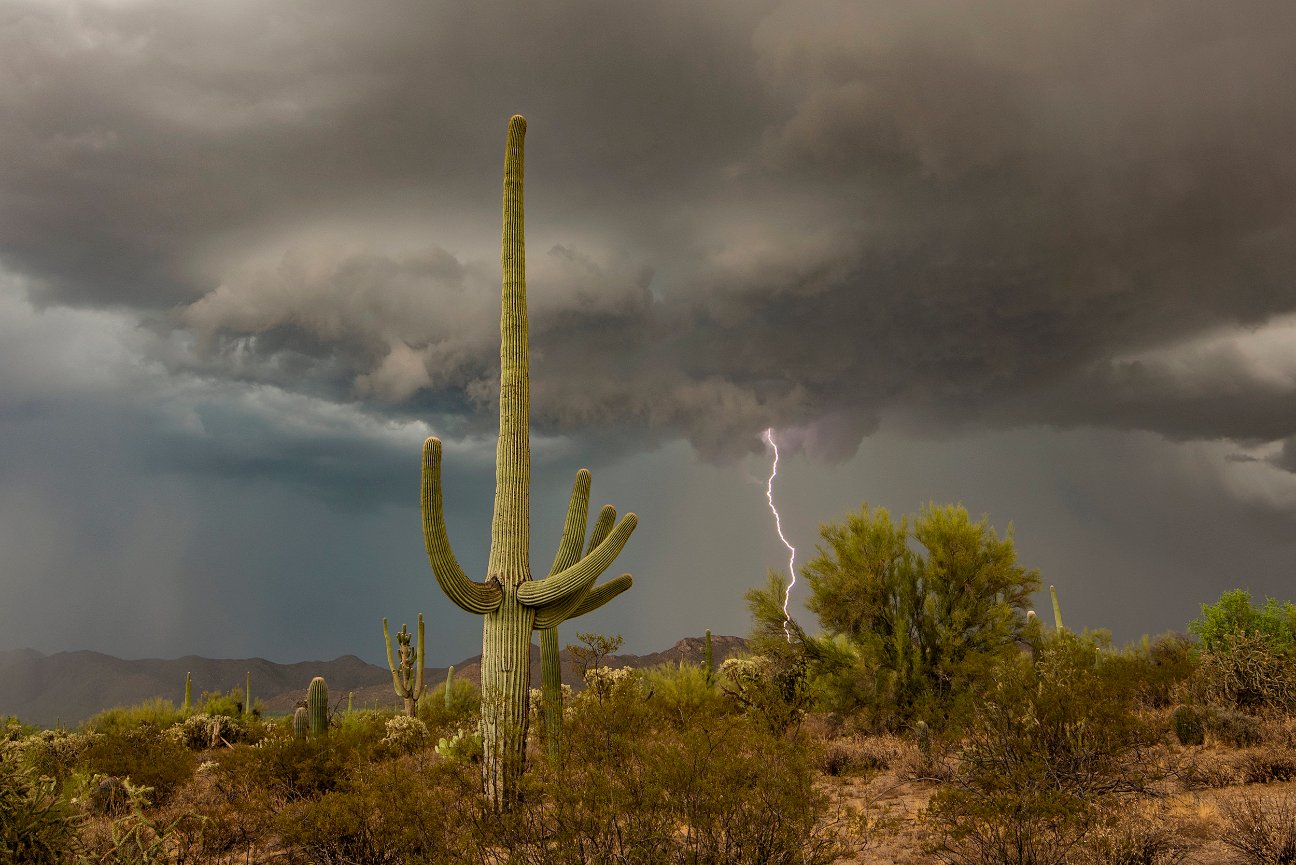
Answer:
444 665 455 709
422 115 638 806
293 705 309 741
245 671 252 718
183 672 192 713
307 676 329 740
383 615 426 716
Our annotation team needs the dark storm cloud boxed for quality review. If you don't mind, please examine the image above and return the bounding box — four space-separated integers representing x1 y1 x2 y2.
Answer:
4 0 1296 468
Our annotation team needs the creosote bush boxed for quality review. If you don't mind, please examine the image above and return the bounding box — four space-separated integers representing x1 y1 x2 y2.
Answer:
927 632 1160 865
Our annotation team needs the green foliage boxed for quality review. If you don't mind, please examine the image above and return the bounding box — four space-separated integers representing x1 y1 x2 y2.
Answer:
85 699 185 736
420 678 480 732
751 503 1039 732
1191 589 1296 653
642 662 724 728
0 743 80 864
927 632 1159 865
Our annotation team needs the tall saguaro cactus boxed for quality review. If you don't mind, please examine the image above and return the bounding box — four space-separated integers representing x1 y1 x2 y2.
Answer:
422 115 638 806
383 614 426 716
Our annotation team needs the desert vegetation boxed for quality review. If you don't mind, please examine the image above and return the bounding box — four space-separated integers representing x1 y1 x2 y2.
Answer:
4 547 1296 863
5 116 1296 864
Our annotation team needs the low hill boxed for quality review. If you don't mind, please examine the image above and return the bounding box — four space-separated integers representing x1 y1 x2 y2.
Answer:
0 635 747 726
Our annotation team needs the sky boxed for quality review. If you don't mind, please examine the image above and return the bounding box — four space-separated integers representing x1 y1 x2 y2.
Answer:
3 0 1296 667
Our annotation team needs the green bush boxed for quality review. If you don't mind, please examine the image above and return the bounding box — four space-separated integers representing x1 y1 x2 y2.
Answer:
1191 589 1296 654
85 699 185 736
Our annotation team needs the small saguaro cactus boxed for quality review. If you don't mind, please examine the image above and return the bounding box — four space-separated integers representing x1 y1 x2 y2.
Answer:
245 671 252 718
1050 585 1065 632
444 665 455 709
183 672 192 713
383 615 426 717
293 704 309 741
307 676 329 740
704 629 715 685
422 115 638 806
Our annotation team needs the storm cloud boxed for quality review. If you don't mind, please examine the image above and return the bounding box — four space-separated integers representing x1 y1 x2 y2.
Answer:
2 1 1296 663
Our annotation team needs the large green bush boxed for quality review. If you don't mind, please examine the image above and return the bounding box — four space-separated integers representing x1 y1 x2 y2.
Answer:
748 503 1039 732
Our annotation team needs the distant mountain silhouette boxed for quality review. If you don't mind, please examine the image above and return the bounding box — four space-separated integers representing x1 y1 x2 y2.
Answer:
0 635 746 726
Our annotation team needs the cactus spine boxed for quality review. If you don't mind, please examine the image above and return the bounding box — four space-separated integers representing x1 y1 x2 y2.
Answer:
307 676 328 740
383 614 426 716
183 672 192 713
444 665 455 709
293 705 309 741
422 115 638 806
1050 584 1064 632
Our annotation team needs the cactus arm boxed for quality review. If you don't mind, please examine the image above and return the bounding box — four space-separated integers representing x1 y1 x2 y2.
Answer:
414 613 426 700
422 437 503 613
533 573 633 629
382 618 406 698
516 513 637 606
548 469 592 576
1050 584 1064 632
567 573 634 620
586 505 616 553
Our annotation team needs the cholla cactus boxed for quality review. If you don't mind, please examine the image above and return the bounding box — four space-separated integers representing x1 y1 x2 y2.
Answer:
581 666 640 702
383 615 426 716
421 115 637 805
381 714 430 754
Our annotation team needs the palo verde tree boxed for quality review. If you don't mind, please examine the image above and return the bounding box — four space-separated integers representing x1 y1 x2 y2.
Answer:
749 502 1039 730
422 115 638 806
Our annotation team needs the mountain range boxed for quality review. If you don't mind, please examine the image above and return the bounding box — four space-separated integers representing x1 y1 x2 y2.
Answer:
0 635 747 727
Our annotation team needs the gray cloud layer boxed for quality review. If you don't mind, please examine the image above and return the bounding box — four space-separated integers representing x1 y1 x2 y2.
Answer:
4 1 1295 468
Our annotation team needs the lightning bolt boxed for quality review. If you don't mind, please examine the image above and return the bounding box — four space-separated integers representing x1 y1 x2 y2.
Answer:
764 428 797 642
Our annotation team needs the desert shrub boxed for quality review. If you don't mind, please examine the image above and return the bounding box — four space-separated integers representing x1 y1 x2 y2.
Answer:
215 736 349 802
332 708 391 757
1238 746 1296 785
1071 804 1194 865
818 734 906 777
170 712 249 750
927 633 1159 865
718 653 811 734
419 678 480 732
523 668 864 865
0 743 80 864
1220 793 1296 865
642 661 725 727
85 699 186 736
1172 705 1206 746
1191 590 1296 654
197 687 252 720
1207 706 1265 747
276 755 484 865
1139 633 1200 708
1196 631 1296 712
1260 714 1296 748
80 728 195 805
11 730 100 788
1180 751 1240 789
